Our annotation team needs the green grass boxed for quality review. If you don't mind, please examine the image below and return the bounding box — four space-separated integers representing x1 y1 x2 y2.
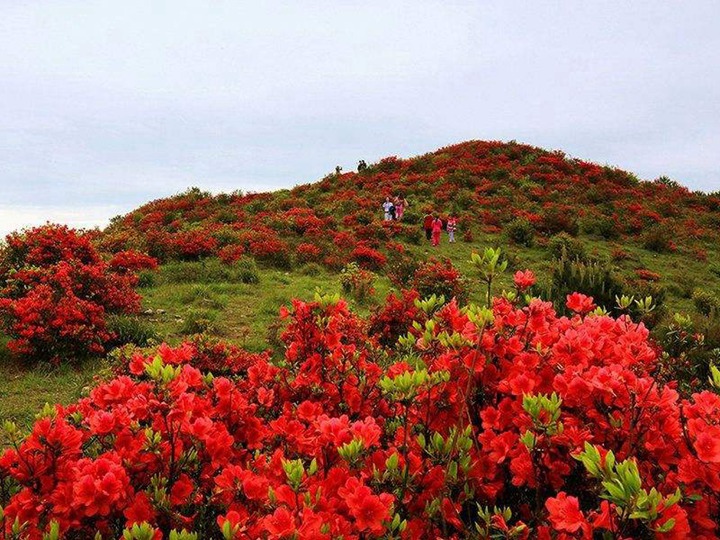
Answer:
1 229 719 429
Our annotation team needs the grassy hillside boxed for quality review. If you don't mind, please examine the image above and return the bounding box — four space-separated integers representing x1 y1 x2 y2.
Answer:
2 139 720 426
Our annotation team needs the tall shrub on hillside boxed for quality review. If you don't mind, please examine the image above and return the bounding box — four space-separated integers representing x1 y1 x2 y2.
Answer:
0 225 143 364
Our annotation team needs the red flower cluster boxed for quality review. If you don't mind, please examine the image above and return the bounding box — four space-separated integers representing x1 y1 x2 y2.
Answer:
0 225 145 363
2 283 718 538
412 257 469 304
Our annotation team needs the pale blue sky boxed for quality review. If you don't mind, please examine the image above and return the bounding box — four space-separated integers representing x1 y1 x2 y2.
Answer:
1 1 719 235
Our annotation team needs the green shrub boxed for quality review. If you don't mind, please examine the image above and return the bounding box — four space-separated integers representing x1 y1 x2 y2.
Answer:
504 218 535 247
180 309 220 335
298 262 323 276
137 270 156 288
386 253 420 288
339 263 375 304
547 233 587 261
106 315 157 347
642 225 674 253
710 263 720 278
547 254 625 314
692 289 720 316
581 215 620 240
234 256 260 284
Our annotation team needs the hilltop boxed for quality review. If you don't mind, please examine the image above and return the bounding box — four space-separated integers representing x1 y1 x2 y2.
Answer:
101 139 720 266
3 140 720 538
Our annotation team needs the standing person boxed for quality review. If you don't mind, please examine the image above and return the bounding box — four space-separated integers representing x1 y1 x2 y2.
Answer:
431 215 443 247
395 195 408 220
447 215 457 243
423 212 434 241
383 197 394 221
389 200 397 220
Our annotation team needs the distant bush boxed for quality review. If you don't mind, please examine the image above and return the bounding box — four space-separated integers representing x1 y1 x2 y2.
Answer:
180 309 220 335
547 254 624 314
234 256 260 284
249 238 292 269
504 218 535 247
339 262 375 304
106 315 158 347
401 225 422 244
386 253 420 289
295 242 322 264
351 244 387 271
547 232 587 261
298 262 323 276
581 215 620 239
412 257 469 304
538 206 579 236
693 289 720 316
642 224 674 253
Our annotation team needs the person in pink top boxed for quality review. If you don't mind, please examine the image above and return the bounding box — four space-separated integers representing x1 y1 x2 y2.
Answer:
431 216 443 247
447 215 457 243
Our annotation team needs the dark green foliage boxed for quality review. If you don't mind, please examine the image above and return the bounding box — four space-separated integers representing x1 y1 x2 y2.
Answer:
234 256 261 284
298 262 324 276
106 315 157 347
180 309 219 335
692 289 720 316
547 233 587 261
137 270 156 288
504 218 535 247
547 254 625 314
581 215 620 240
642 225 674 253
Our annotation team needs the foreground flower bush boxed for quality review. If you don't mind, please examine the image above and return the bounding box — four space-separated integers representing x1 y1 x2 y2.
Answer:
1 285 719 538
0 225 147 364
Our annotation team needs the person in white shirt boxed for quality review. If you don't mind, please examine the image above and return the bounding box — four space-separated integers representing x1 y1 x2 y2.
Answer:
382 197 394 221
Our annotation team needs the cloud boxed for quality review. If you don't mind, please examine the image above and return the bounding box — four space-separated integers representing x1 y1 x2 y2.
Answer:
0 0 718 236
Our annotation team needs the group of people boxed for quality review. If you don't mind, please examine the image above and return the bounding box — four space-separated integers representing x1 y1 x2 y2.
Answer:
382 196 409 221
423 212 457 247
380 196 457 247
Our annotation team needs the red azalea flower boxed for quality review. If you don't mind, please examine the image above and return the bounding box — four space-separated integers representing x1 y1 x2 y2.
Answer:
545 492 586 533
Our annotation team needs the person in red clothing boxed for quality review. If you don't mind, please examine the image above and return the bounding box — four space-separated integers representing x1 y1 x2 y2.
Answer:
423 212 434 241
431 215 443 247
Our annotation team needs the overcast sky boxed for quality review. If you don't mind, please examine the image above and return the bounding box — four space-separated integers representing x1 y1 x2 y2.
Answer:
1 1 719 236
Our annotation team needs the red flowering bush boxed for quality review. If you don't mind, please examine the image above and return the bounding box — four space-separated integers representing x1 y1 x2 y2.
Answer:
249 238 291 269
0 225 142 364
295 243 322 264
350 244 387 271
108 250 159 273
412 257 469 304
2 286 719 538
217 244 246 265
173 229 218 260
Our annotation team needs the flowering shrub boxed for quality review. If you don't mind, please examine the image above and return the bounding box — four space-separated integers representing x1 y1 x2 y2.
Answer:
339 262 375 303
295 243 322 264
108 250 159 273
350 244 387 271
249 238 291 269
173 230 218 260
412 257 469 304
1 285 720 538
0 225 142 364
217 244 246 265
